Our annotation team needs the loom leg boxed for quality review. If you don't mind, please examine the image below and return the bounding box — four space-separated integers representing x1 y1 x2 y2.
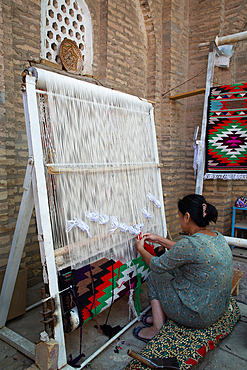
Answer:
232 283 239 296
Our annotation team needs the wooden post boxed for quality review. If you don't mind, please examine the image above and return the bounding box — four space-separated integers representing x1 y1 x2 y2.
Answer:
195 41 216 195
24 74 67 368
0 162 34 328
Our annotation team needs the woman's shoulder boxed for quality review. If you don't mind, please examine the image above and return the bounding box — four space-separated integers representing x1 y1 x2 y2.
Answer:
174 231 225 246
192 230 222 238
191 231 230 248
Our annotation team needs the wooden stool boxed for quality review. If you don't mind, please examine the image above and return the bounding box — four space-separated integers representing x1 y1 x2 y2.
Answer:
231 268 245 296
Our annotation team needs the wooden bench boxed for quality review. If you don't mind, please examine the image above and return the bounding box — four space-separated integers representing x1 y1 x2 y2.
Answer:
231 268 245 296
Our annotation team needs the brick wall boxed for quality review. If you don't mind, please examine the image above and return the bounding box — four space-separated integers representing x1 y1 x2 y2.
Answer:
160 0 190 237
1 0 247 286
0 0 41 285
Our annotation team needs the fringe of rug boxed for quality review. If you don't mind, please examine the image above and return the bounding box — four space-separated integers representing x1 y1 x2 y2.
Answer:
204 173 247 180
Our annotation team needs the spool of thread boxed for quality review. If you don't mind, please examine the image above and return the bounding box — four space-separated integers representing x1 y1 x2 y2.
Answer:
70 306 80 331
64 306 80 333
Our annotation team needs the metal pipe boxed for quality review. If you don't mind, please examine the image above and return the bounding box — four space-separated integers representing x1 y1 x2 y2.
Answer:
199 31 247 48
232 253 247 260
216 31 247 46
78 305 151 369
224 236 247 248
199 41 210 48
26 300 43 312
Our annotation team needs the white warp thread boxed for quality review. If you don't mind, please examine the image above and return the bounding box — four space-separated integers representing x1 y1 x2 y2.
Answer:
146 192 161 208
38 69 166 269
66 218 92 238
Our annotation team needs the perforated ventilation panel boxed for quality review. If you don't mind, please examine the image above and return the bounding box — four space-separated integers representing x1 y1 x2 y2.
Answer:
45 0 86 71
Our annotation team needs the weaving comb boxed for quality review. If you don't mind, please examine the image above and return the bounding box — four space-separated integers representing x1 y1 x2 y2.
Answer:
127 349 180 369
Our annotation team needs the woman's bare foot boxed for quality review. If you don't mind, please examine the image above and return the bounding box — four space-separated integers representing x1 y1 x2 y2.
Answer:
146 316 153 325
136 326 160 340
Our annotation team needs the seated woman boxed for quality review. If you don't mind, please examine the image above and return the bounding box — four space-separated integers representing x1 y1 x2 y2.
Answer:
134 194 233 343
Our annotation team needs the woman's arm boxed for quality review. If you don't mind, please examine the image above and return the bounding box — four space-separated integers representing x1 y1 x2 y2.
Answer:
143 233 176 250
135 236 154 268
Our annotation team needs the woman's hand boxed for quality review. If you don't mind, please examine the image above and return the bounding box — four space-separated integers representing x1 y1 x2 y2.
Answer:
143 233 176 250
135 234 145 253
142 233 159 243
135 234 153 268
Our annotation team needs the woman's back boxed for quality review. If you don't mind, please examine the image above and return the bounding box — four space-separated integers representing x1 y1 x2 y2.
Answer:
149 231 233 327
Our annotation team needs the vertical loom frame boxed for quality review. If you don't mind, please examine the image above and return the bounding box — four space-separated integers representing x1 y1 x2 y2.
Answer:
195 41 216 195
0 73 68 368
0 69 167 368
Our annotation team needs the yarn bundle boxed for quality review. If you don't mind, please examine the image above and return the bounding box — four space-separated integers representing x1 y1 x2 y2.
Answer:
235 196 247 207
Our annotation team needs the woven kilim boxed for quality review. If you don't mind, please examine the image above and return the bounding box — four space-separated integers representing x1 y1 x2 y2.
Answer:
59 250 164 328
125 295 240 370
205 83 247 180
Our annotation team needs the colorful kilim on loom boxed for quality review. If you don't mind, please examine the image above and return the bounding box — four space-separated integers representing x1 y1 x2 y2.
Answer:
205 83 247 180
125 295 240 370
59 252 162 328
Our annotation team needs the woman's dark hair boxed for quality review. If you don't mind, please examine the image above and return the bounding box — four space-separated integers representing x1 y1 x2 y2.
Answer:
178 194 218 227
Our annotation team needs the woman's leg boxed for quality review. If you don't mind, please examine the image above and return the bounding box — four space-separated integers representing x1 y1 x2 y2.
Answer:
137 299 166 340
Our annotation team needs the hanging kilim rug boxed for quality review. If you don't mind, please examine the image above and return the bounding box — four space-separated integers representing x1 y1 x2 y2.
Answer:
204 82 247 180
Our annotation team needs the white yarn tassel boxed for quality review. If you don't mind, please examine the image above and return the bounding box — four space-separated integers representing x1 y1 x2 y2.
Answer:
85 211 100 222
128 288 138 321
110 217 144 236
146 192 161 208
66 218 91 238
119 222 129 233
109 216 119 234
66 218 77 233
77 219 92 238
98 214 109 225
109 216 129 234
128 223 144 235
141 207 153 220
85 211 109 225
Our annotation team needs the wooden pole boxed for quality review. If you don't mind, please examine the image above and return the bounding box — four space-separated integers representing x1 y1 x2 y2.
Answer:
195 42 216 195
47 162 163 175
170 88 205 100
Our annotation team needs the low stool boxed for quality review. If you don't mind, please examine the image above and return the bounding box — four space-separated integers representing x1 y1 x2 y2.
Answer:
231 268 245 296
125 295 241 370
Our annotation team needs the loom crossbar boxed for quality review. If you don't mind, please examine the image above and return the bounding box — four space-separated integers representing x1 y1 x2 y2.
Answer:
47 162 162 175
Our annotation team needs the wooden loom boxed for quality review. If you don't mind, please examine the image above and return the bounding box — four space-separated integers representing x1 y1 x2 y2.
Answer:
0 67 167 369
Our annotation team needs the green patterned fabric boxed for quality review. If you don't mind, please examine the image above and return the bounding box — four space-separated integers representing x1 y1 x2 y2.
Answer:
125 296 240 370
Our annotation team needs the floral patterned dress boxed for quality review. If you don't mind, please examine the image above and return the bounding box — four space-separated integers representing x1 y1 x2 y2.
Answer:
147 231 233 328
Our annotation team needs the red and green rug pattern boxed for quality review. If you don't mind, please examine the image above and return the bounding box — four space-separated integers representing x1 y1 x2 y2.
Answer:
205 83 247 179
58 254 151 326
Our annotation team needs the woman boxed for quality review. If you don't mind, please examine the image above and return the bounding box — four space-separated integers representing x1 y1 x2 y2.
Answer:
134 194 233 343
